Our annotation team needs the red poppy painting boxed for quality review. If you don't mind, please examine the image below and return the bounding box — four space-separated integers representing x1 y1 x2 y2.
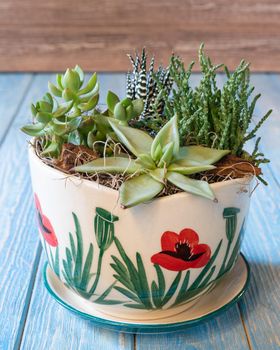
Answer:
151 228 211 271
34 193 58 247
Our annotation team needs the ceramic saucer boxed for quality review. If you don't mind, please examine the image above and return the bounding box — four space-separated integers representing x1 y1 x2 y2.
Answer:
43 253 250 334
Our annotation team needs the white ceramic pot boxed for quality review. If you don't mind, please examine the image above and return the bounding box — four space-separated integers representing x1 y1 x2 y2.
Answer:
29 146 253 320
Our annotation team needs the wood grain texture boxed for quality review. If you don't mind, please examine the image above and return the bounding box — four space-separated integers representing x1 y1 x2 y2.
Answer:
0 74 33 142
136 308 250 350
20 257 134 350
235 74 280 349
1 0 280 72
0 75 51 350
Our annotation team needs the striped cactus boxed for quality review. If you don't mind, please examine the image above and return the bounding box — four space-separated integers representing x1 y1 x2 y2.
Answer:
126 49 173 120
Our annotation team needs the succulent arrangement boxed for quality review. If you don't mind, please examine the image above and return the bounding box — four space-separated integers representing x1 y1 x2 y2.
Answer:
22 45 272 207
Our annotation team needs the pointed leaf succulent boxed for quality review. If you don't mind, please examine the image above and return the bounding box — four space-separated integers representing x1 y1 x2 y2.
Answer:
74 115 229 207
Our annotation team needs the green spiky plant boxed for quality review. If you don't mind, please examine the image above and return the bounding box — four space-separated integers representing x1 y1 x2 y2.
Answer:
74 115 229 208
151 44 272 183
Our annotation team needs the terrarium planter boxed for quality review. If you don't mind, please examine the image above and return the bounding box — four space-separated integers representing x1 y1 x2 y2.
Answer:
29 146 253 321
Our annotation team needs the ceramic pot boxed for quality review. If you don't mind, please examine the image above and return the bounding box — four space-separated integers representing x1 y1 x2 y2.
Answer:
29 146 253 321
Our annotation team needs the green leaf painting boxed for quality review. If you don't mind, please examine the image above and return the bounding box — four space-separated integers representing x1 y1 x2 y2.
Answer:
43 205 243 309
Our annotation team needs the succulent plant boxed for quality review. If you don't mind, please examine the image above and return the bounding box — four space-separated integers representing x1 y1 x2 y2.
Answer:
106 91 144 126
126 49 173 127
74 115 229 208
48 66 99 114
21 66 99 157
157 45 272 166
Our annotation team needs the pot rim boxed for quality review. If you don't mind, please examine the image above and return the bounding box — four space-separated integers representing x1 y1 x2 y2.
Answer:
28 142 254 204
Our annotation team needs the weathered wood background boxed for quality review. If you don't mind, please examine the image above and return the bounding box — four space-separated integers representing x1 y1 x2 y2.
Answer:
0 0 280 71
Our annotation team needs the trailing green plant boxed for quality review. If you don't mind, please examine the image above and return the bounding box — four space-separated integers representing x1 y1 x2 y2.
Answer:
126 48 173 131
74 115 229 208
152 44 272 168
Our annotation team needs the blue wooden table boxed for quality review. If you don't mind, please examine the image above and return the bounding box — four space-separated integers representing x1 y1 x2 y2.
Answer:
0 73 279 350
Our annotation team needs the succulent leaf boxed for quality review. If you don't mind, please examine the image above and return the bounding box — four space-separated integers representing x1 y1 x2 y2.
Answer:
62 69 81 92
36 111 53 123
176 146 230 165
41 139 62 157
62 88 77 102
135 154 156 169
48 82 62 97
114 102 127 121
51 117 82 136
31 103 38 117
107 91 120 113
56 74 64 90
53 101 73 118
120 174 164 208
151 115 179 160
167 163 215 174
79 85 99 103
74 157 140 174
149 168 165 183
132 99 144 117
78 73 97 96
74 65 84 86
21 123 46 136
167 172 215 200
68 130 83 145
78 94 99 112
108 119 153 156
158 142 174 167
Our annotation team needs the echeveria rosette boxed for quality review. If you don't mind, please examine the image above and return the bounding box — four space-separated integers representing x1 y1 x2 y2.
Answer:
74 115 229 208
21 66 99 157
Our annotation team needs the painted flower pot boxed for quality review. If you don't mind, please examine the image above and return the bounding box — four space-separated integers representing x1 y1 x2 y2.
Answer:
29 146 253 320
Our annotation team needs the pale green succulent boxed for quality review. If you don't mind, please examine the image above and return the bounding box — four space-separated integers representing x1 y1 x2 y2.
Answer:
21 66 99 157
74 115 229 208
106 91 144 126
48 65 99 114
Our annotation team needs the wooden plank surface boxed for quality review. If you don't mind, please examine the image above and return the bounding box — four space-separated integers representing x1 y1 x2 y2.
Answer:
20 257 134 350
0 74 33 142
0 74 48 349
1 1 280 72
236 74 280 349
